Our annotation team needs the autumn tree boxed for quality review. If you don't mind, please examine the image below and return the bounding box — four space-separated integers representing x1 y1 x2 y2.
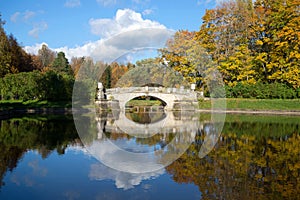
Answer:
196 0 256 86
37 44 56 71
70 56 85 78
0 14 34 76
0 16 10 77
251 0 300 87
195 0 300 90
159 30 207 89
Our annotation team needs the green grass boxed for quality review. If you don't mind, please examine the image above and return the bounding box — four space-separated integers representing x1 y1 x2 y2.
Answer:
199 98 300 111
0 99 72 111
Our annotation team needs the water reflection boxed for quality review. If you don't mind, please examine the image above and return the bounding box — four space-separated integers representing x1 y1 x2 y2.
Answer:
89 163 164 190
0 114 300 199
84 108 208 173
0 116 80 190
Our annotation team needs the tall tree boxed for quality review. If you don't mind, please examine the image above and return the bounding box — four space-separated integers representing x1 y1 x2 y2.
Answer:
51 52 73 75
70 56 85 78
251 0 300 87
159 30 204 87
196 0 300 89
0 14 34 76
8 34 34 72
37 44 56 71
0 15 11 77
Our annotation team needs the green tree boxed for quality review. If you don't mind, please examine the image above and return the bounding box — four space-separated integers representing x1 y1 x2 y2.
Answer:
51 52 73 75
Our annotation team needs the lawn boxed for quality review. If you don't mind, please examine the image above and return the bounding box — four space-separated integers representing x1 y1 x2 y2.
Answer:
198 98 300 111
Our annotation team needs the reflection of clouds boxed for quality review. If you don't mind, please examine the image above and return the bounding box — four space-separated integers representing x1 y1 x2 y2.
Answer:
66 145 92 157
10 159 47 187
87 140 165 173
63 190 81 200
28 159 48 177
89 162 164 190
10 158 48 187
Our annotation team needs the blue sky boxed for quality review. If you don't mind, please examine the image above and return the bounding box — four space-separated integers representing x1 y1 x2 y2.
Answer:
0 0 219 61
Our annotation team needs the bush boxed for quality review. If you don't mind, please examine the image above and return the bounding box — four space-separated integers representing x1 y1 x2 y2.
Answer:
225 82 297 99
0 71 74 101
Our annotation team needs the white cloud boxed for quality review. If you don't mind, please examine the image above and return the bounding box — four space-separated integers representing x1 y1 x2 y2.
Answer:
197 0 226 6
24 9 174 62
89 28 173 62
89 9 165 38
142 9 153 15
10 10 37 23
28 22 48 38
96 0 117 6
10 12 20 23
23 10 36 21
64 0 81 8
132 0 150 4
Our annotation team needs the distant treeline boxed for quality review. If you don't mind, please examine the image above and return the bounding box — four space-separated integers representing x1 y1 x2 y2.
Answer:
1 0 300 101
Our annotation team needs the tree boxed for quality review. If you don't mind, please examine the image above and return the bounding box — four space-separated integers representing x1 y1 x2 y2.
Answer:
0 16 11 77
7 34 34 72
37 44 56 70
195 0 300 90
159 30 205 88
51 51 73 76
251 0 300 87
70 56 85 78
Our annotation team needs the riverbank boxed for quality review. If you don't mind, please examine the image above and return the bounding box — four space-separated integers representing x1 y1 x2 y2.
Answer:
199 98 300 110
1 99 300 117
0 100 72 119
198 98 300 115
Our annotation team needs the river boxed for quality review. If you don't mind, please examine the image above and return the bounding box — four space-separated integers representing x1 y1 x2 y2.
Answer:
0 110 299 199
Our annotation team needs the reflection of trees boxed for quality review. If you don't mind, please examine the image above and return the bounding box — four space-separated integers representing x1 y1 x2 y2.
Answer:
0 146 24 188
166 129 300 199
0 116 80 190
125 111 166 124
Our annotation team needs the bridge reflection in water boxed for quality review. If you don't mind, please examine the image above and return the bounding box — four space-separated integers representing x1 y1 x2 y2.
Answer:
83 107 221 174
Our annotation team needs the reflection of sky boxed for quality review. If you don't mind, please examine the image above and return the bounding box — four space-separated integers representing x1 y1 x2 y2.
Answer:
0 146 201 200
111 138 157 153
89 163 164 190
87 140 165 173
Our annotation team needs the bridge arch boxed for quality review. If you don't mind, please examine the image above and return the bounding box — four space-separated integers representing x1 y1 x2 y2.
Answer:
114 92 179 110
126 95 167 107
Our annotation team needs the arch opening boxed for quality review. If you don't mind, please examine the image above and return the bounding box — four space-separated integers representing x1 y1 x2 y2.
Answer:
125 96 167 124
125 96 167 108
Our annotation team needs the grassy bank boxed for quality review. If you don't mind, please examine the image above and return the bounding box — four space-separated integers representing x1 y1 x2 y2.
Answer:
0 100 72 111
199 98 300 111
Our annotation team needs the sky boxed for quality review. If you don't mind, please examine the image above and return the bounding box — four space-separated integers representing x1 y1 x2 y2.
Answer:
0 0 220 61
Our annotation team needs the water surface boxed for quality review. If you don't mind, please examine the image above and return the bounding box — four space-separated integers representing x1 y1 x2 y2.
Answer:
0 113 299 199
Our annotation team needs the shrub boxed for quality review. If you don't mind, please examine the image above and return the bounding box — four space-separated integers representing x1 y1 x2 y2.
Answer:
225 82 297 99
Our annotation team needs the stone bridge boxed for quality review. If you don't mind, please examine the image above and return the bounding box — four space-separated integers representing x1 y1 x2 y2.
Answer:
97 86 198 111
